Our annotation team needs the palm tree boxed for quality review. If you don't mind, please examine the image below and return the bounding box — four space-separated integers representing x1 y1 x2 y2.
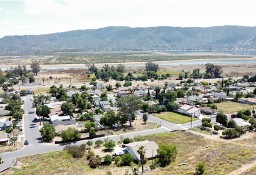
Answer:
137 146 146 173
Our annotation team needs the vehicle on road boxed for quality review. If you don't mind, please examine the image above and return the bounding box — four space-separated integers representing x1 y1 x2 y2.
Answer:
24 140 29 145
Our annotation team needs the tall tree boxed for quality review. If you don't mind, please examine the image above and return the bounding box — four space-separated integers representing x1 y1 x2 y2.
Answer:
30 60 41 75
40 124 55 142
205 63 222 78
116 64 125 73
145 62 159 72
117 95 142 126
137 146 146 173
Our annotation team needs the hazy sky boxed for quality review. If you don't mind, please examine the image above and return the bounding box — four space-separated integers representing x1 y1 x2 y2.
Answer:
0 0 256 37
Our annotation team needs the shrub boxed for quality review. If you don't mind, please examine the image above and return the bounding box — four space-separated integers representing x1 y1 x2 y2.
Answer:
114 156 122 166
123 137 133 144
89 155 102 168
95 140 104 147
244 109 251 116
222 128 241 138
142 113 148 123
104 140 116 150
64 145 85 158
121 153 134 166
202 118 211 123
87 141 93 147
60 128 81 142
87 150 95 160
157 145 177 167
89 129 96 139
104 155 112 164
214 125 222 131
202 121 212 128
227 119 237 128
195 162 206 175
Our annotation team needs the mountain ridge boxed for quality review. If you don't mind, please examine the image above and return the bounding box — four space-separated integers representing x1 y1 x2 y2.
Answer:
1 25 256 53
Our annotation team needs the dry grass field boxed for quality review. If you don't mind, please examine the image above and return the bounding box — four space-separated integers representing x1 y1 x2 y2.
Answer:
215 101 256 114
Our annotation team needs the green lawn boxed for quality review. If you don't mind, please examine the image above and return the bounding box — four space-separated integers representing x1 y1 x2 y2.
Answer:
155 112 197 124
215 101 256 114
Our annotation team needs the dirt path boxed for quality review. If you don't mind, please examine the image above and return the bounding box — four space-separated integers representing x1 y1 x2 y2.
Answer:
227 159 256 175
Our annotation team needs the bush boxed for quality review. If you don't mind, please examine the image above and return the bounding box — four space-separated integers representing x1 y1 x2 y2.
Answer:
104 155 112 164
142 113 148 123
123 137 133 144
121 153 134 166
222 128 242 138
195 162 206 175
89 129 96 139
60 128 81 142
95 140 104 147
87 141 93 147
214 125 222 131
89 155 102 168
202 118 211 123
104 140 116 150
87 150 95 160
244 109 251 116
157 145 177 167
202 121 212 128
114 156 122 166
227 119 237 128
28 76 35 83
64 145 85 158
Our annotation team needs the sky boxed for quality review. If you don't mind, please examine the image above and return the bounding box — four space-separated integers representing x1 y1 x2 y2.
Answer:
0 0 256 38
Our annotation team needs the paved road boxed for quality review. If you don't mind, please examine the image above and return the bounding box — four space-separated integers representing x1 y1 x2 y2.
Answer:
0 97 203 172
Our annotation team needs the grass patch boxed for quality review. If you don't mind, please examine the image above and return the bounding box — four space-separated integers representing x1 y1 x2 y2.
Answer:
157 70 180 76
155 112 197 124
32 87 50 95
215 101 256 113
192 127 213 135
242 164 256 175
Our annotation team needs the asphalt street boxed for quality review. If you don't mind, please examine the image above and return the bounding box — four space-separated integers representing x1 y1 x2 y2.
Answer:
0 96 203 172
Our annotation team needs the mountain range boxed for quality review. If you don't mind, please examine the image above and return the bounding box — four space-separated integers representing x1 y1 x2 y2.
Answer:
1 25 256 53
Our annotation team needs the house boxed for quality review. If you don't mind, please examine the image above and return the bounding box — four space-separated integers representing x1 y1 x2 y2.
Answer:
46 101 65 109
96 82 104 89
99 101 111 112
125 140 159 161
0 109 10 116
238 98 256 105
200 107 216 115
0 132 8 144
232 118 251 127
0 120 12 130
52 120 76 127
50 115 71 123
177 104 201 117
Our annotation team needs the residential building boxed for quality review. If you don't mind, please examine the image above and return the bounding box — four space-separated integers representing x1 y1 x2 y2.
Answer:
125 140 159 161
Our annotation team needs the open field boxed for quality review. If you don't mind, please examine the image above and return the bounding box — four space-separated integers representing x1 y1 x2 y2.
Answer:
155 112 197 124
6 131 256 175
192 127 213 135
215 101 256 114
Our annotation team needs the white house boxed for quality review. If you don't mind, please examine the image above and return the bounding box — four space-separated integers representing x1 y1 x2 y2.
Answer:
177 104 201 117
125 140 159 161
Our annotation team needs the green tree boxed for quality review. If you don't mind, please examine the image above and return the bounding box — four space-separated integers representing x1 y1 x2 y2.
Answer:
104 140 116 150
117 95 142 127
104 154 112 164
28 76 35 83
195 162 206 175
142 113 148 123
145 62 159 72
137 146 146 173
205 63 223 78
116 64 126 73
227 119 237 128
166 102 179 111
40 124 55 142
89 129 96 139
36 105 50 117
216 112 227 127
30 60 41 75
121 153 134 166
157 145 177 167
61 102 73 115
60 128 81 142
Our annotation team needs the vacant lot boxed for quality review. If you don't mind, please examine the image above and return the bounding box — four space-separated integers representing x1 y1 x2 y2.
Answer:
155 112 197 124
215 101 256 114
7 131 256 175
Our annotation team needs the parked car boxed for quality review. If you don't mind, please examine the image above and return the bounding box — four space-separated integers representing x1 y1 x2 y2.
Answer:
24 140 29 145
